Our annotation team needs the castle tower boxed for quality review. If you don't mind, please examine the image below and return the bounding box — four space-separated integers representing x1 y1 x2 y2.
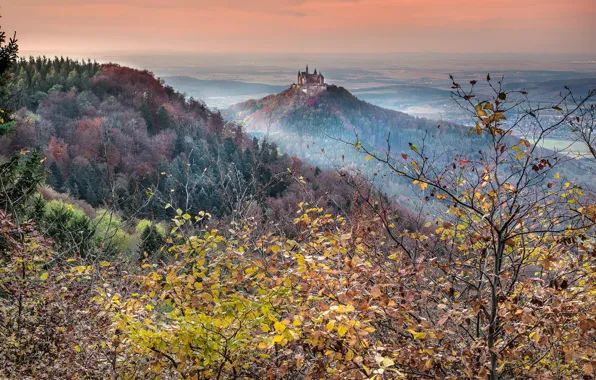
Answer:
296 65 326 94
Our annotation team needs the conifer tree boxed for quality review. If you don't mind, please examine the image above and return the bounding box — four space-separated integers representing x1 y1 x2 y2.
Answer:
0 16 18 135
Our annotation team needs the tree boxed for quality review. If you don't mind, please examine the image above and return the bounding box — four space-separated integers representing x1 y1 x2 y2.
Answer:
48 161 64 190
0 151 44 213
568 92 596 161
156 105 171 130
0 16 18 135
138 223 165 261
347 75 596 379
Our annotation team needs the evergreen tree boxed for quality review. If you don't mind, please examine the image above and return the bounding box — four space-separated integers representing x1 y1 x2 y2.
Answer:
0 151 44 212
0 17 18 135
141 100 154 134
156 105 170 130
139 224 165 261
48 161 64 191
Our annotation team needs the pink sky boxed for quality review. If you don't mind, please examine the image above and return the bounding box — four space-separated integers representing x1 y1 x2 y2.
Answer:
3 0 595 55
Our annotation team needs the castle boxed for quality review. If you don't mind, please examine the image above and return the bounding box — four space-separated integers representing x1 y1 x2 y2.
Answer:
294 65 326 95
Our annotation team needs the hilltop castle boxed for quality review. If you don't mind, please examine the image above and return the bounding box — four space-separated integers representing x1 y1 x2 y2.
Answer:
294 65 326 95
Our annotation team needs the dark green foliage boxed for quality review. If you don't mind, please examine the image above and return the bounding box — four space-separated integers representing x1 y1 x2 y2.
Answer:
48 161 63 191
0 24 17 74
0 21 18 135
40 201 95 257
141 100 154 134
6 56 99 110
156 105 170 131
0 152 44 213
138 224 165 261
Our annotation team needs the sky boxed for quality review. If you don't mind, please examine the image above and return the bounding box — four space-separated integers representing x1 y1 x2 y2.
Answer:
3 0 596 55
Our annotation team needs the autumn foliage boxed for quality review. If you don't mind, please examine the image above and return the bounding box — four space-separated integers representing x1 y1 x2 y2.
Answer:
0 30 595 379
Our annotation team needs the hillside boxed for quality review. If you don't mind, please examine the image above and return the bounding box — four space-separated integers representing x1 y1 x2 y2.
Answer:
2 58 364 232
227 84 481 199
230 84 455 135
228 84 474 157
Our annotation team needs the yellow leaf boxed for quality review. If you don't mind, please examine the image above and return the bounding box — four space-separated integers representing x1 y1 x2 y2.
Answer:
273 335 284 343
475 105 487 117
346 350 355 361
271 245 280 254
326 320 336 332
146 304 153 311
407 329 427 340
554 173 560 179
274 321 286 333
40 272 48 281
337 324 348 337
74 345 81 353
365 154 374 161
100 261 110 267
260 324 270 333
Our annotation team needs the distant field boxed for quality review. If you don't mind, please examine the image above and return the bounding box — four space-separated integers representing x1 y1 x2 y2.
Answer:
534 138 591 159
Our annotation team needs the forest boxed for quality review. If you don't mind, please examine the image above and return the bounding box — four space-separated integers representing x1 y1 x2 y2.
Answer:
1 20 596 380
0 54 373 259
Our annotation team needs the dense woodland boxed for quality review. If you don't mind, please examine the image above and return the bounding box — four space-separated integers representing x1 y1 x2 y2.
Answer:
1 21 596 380
0 56 370 258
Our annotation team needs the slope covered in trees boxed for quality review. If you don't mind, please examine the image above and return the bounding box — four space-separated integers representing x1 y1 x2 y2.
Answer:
228 84 474 158
2 58 362 222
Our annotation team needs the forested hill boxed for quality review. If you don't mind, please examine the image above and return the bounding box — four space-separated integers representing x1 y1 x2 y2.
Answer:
1 57 359 224
227 84 483 200
230 84 459 141
227 83 596 203
227 84 474 163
